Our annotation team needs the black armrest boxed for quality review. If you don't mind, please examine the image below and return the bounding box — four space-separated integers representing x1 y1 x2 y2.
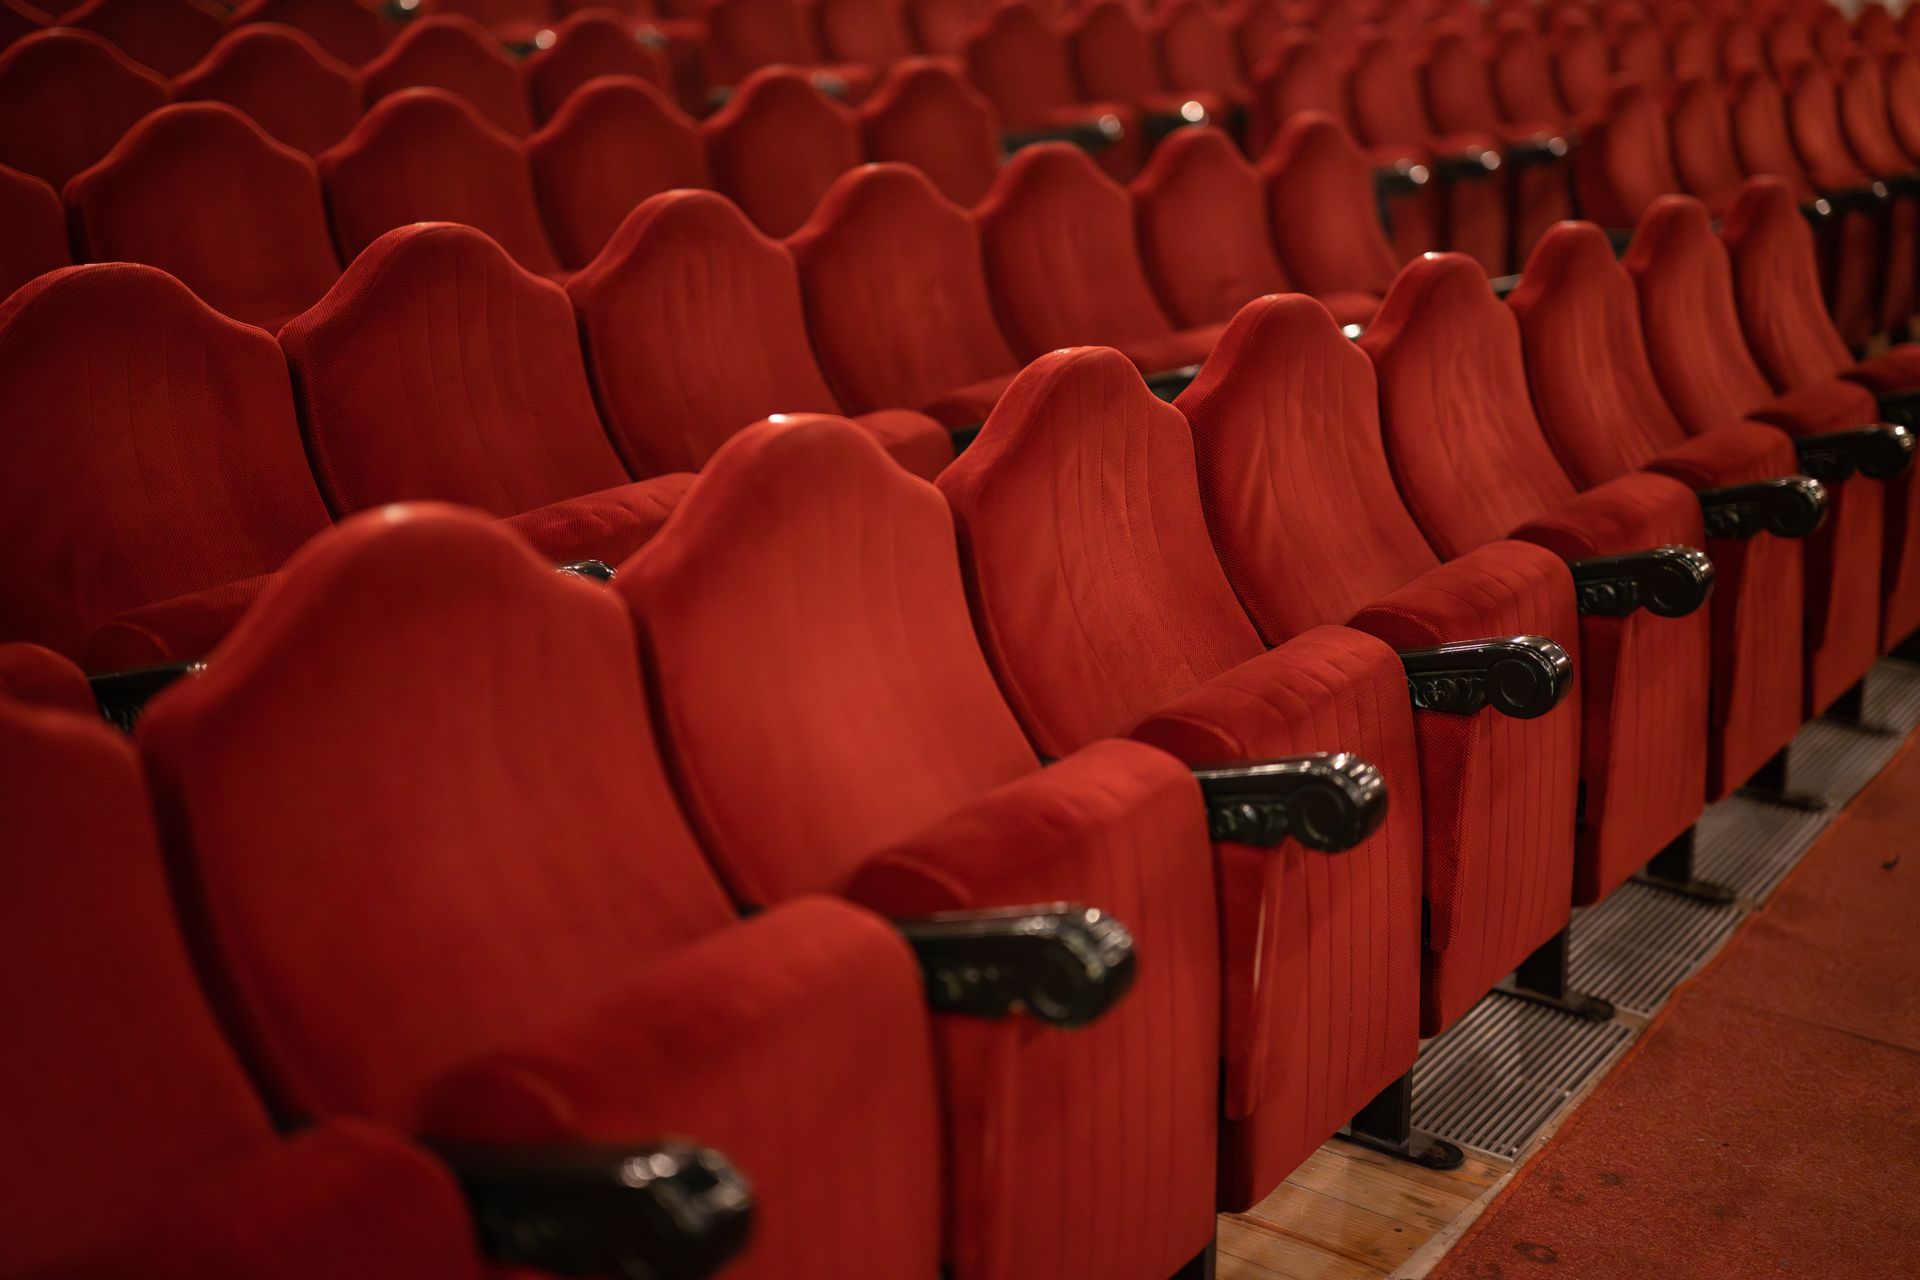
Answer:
1885 173 1920 199
1795 422 1916 481
1431 146 1502 182
1877 390 1920 429
437 1141 752 1280
557 559 618 583
1505 133 1570 166
1143 364 1202 401
896 904 1135 1029
90 660 202 732
1373 157 1432 195
1569 546 1715 617
1398 636 1573 719
1830 180 1893 213
1697 475 1828 539
1143 99 1214 142
1191 752 1388 851
1800 196 1837 223
1002 116 1124 155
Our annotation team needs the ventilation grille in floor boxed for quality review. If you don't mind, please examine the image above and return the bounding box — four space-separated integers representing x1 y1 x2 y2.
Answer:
1408 657 1920 1161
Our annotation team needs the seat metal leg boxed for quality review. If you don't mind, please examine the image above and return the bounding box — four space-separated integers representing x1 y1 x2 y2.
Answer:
1498 924 1616 1020
1171 1239 1217 1279
1824 678 1900 737
1337 1070 1464 1170
1895 629 1920 663
1737 747 1830 812
1632 828 1737 905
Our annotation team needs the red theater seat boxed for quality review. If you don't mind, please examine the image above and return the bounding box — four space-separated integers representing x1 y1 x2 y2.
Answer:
1156 0 1249 108
360 14 535 135
278 223 690 566
1551 21 1613 117
319 87 561 273
1257 113 1400 322
0 163 66 298
1669 74 1750 214
1243 32 1346 158
527 73 708 268
964 3 1145 178
703 66 863 238
1490 26 1575 133
1572 80 1687 229
0 0 45 49
0 29 168 189
65 103 343 331
702 0 875 94
415 0 555 45
788 163 1020 427
0 642 94 714
1361 252 1713 906
228 0 396 66
616 416 1221 1280
521 8 670 120
63 0 224 76
171 24 366 156
135 504 942 1280
858 57 1001 208
1130 127 1286 327
815 0 915 65
567 189 953 476
1065 0 1234 133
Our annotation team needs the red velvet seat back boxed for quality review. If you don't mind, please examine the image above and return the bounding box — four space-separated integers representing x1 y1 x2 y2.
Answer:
1508 220 1692 487
568 190 842 474
1068 0 1166 103
1247 33 1345 152
137 506 739 1126
1492 27 1569 126
788 163 1018 414
975 143 1174 357
618 417 1039 904
1668 16 1717 78
66 103 342 331
360 14 534 135
1783 62 1871 188
964 3 1080 129
1837 54 1913 174
1552 23 1611 116
0 265 330 661
1177 294 1442 642
1359 253 1583 557
1718 19 1766 79
172 25 365 156
816 0 913 64
1729 71 1814 197
1234 0 1287 76
1130 126 1288 327
1348 32 1436 151
1259 112 1402 299
1766 13 1816 77
319 88 560 273
1573 80 1684 227
703 67 862 238
527 75 707 269
64 0 224 75
1611 22 1669 89
1669 74 1747 212
0 0 45 49
522 9 668 120
0 642 94 713
1856 4 1902 57
1424 30 1506 134
418 0 558 31
937 348 1265 755
279 223 630 518
0 163 67 299
905 0 982 57
1721 174 1856 388
1886 52 1920 161
703 0 825 85
1811 7 1855 67
0 30 168 188
858 58 1001 207
228 0 396 66
1157 0 1245 96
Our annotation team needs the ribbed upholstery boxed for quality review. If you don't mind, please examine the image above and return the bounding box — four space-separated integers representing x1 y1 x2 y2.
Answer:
0 694 488 1280
0 265 330 663
702 0 843 89
64 0 224 76
521 9 669 121
1491 27 1569 130
788 163 1020 425
703 67 862 238
0 643 93 714
1129 128 1295 328
359 14 534 135
526 74 708 269
1886 53 1920 161
1783 63 1894 344
1178 294 1579 1031
1728 72 1817 199
815 0 913 64
1258 113 1401 305
228 0 396 66
136 505 944 1280
1245 34 1344 157
858 58 1001 209
0 29 168 188
318 88 561 273
83 573 279 673
976 143 1221 368
66 103 342 332
1668 75 1747 214
1573 81 1685 228
964 4 1145 177
618 416 1220 1280
1363 253 1710 903
171 24 365 156
1511 220 1806 797
1156 0 1247 105
569 189 952 477
0 163 66 299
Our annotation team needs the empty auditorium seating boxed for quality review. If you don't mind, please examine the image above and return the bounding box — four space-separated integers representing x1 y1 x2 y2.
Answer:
1129 127 1287 327
1669 73 1750 213
63 0 224 76
228 0 396 66
1361 252 1714 906
1156 0 1250 109
0 28 168 188
65 103 343 331
521 8 670 121
815 0 915 65
964 3 1144 178
1550 21 1613 117
702 0 872 95
171 23 366 157
616 415 1221 1280
1253 113 1401 324
567 190 954 477
360 13 535 135
1572 80 1687 229
319 88 561 274
278 223 690 565
703 66 863 238
527 73 708 269
1066 0 1231 132
135 504 940 1280
858 57 1001 208
1243 31 1344 158
413 0 552 46
1490 25 1577 134
0 163 66 299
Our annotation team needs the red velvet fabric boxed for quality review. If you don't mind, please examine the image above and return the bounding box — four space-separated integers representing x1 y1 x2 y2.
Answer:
1491 27 1572 131
172 25 364 158
815 0 913 63
0 642 93 713
700 0 873 92
228 0 396 66
1156 0 1248 105
963 4 1145 178
1129 127 1291 328
1244 34 1345 158
318 87 561 273
1363 252 1709 904
1258 113 1400 307
360 14 534 135
703 66 863 238
1065 0 1234 127
63 0 223 75
526 74 709 269
859 58 1002 209
617 416 1220 1279
1783 63 1895 344
1552 23 1612 116
0 265 330 662
1574 81 1686 228
1669 75 1749 214
0 162 66 300
83 573 279 672
0 0 44 49
788 163 1020 424
0 29 168 189
522 10 668 121
1178 294 1580 1031
569 189 952 476
1834 56 1918 331
136 505 945 1280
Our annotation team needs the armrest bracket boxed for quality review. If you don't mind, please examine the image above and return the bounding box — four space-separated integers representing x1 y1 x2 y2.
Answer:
90 660 203 732
1190 752 1387 852
1398 636 1573 719
1373 157 1432 195
1697 476 1828 540
1432 146 1502 181
1569 546 1715 617
897 904 1135 1029
1796 422 1916 481
557 560 618 583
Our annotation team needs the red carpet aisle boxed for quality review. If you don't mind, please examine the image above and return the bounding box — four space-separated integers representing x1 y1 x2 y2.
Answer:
1431 738 1920 1280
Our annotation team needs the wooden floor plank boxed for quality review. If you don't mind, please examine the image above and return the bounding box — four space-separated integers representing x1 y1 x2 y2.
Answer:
1217 1216 1388 1280
1280 1149 1481 1234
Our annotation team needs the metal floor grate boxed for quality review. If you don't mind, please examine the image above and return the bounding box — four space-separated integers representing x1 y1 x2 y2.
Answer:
1408 658 1919 1160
